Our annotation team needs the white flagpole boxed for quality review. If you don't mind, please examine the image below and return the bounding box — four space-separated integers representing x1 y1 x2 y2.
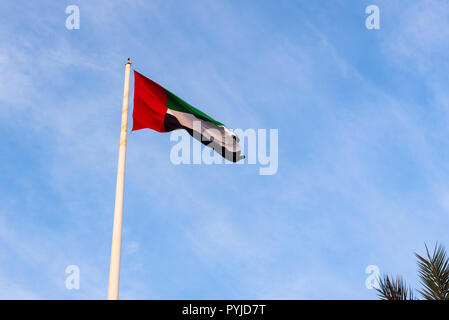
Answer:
108 58 132 300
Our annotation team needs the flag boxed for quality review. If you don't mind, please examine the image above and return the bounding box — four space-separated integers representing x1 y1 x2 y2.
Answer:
132 71 244 162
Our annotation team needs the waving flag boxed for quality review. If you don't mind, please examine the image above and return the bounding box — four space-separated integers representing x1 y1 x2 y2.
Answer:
132 71 244 162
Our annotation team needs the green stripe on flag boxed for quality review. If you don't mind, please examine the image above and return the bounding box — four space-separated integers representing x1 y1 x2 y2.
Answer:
165 90 224 127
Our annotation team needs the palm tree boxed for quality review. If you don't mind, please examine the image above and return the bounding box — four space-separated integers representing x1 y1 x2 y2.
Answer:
376 243 449 300
376 275 415 300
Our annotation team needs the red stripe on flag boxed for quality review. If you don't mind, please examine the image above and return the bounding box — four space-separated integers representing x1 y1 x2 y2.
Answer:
132 71 168 132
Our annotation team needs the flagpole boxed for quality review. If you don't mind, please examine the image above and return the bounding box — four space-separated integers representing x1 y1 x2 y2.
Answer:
108 58 132 300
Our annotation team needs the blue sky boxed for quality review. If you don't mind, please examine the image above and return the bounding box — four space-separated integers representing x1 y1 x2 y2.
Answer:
1 0 449 299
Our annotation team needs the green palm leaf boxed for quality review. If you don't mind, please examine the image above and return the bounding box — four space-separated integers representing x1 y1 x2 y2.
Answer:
375 274 415 300
415 243 449 300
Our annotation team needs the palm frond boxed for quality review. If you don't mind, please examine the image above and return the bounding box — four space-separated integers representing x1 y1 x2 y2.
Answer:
415 243 449 300
375 274 415 300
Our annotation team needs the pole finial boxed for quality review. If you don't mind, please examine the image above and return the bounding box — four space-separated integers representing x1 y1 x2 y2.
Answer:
126 58 131 65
